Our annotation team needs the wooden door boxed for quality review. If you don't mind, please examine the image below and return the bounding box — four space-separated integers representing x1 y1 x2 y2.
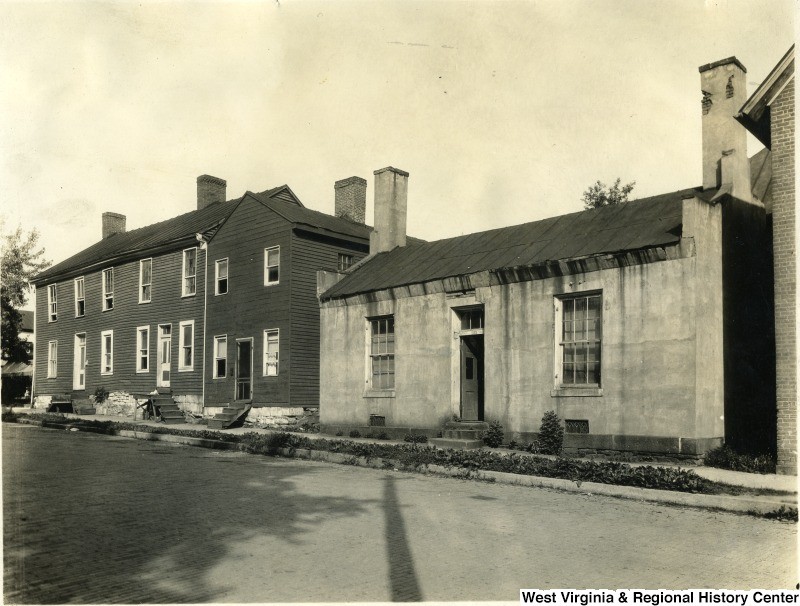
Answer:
460 336 483 421
73 334 86 390
236 340 252 400
158 325 171 388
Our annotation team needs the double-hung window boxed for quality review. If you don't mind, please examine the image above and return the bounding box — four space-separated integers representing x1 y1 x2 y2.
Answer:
74 277 85 317
137 326 150 372
264 246 280 285
215 259 228 295
263 329 279 376
47 340 58 377
101 330 113 375
556 293 602 387
338 253 354 271
47 285 57 322
182 248 197 296
179 320 194 371
213 335 227 378
139 259 152 303
369 316 395 390
102 269 114 310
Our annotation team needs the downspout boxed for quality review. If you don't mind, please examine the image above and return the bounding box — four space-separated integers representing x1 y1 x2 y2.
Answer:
30 286 36 406
198 234 208 412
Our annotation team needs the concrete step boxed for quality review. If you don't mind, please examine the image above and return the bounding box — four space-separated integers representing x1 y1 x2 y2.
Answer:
429 437 485 450
207 419 225 430
442 429 484 440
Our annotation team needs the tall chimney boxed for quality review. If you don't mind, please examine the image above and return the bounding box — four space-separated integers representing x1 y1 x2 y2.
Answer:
197 174 227 210
370 167 408 255
699 57 751 200
102 212 126 239
335 176 367 223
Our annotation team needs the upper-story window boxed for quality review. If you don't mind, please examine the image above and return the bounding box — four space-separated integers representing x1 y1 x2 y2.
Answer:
139 259 152 303
555 293 602 387
338 253 354 272
102 268 114 311
74 277 85 317
182 248 197 297
264 246 280 285
47 284 57 322
215 259 228 295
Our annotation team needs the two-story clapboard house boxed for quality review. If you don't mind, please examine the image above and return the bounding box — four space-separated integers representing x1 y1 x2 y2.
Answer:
31 174 371 424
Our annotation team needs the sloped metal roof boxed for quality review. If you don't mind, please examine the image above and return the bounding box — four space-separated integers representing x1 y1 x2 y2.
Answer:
321 188 699 301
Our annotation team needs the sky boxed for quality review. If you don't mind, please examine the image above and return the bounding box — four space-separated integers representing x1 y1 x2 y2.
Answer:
0 0 796 310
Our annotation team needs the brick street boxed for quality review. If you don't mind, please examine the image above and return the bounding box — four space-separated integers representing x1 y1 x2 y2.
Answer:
3 424 797 603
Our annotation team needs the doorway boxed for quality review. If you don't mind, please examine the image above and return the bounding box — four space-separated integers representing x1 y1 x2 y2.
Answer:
460 335 484 421
236 339 253 401
73 333 86 390
157 324 171 388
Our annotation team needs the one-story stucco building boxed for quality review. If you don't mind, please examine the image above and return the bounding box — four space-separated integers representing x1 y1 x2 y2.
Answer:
317 55 776 459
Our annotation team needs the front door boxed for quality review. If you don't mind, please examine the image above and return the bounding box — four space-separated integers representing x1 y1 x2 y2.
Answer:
157 325 171 388
236 339 252 400
73 333 86 390
460 336 484 421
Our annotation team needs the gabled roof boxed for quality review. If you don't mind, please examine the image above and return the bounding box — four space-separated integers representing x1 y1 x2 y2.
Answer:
249 190 372 241
19 310 34 332
32 185 300 285
737 45 795 147
321 188 703 301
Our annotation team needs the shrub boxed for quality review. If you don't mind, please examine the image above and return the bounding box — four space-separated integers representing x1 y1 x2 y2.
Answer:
507 439 519 450
704 445 776 474
335 430 343 436
483 420 504 448
93 387 109 404
377 432 389 440
403 434 428 444
349 430 362 438
760 506 798 522
538 411 564 455
242 432 298 455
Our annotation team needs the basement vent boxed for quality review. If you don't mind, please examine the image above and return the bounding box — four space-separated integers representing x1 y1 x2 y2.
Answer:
369 415 386 427
565 420 589 434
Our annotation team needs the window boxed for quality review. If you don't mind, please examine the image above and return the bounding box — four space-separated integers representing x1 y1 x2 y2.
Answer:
179 320 194 371
139 259 152 303
47 284 57 322
369 316 395 390
74 278 85 317
213 335 227 379
338 253 354 271
263 329 279 376
556 293 602 386
264 246 280 285
101 330 113 375
459 308 484 331
215 259 228 295
137 326 149 372
47 340 57 377
182 248 197 296
102 268 114 310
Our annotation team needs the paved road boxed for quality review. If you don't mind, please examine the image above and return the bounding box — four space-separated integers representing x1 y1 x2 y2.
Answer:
3 424 797 603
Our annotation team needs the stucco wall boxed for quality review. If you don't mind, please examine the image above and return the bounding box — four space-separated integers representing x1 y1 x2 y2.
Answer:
320 198 725 446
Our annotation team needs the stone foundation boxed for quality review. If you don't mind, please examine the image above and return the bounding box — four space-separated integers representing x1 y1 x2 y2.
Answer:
174 395 203 416
32 395 52 410
95 391 143 417
203 406 320 430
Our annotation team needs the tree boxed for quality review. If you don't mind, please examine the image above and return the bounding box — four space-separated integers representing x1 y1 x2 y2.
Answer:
582 178 635 210
1 226 50 363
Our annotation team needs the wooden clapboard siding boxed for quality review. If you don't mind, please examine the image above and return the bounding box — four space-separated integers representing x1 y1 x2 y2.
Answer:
34 246 205 398
204 196 293 406
289 230 368 407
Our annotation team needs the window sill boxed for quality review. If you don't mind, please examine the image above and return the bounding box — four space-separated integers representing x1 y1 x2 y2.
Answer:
75 315 85 319
178 367 194 373
102 308 114 312
215 292 228 296
136 369 149 374
139 300 151 305
364 389 396 398
264 282 280 287
101 372 113 376
551 386 603 397
181 293 197 299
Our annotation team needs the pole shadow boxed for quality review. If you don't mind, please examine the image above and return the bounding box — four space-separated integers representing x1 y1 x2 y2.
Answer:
382 475 423 602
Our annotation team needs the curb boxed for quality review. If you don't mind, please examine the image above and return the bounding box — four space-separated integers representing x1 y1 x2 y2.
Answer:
9 420 796 516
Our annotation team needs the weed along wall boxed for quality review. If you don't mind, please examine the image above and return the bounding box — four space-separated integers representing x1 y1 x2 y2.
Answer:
320 197 726 457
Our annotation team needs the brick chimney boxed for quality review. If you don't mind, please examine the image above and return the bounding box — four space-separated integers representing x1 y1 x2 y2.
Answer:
699 57 752 201
197 174 227 210
370 167 408 255
335 176 367 224
102 212 126 239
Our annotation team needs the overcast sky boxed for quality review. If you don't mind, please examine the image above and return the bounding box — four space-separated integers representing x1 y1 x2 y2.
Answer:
0 0 795 309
